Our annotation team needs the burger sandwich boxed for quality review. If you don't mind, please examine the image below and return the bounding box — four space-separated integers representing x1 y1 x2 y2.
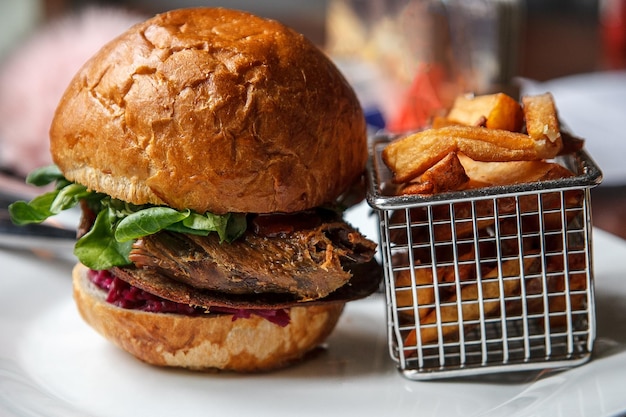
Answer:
9 8 379 372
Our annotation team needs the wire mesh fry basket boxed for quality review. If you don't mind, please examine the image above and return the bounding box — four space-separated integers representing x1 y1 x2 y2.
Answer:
367 135 603 380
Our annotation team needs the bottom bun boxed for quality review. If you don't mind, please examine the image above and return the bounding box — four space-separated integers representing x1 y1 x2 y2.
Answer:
72 263 345 372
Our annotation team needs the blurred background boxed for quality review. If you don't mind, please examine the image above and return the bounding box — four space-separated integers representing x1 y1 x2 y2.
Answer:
0 0 624 238
0 0 611 78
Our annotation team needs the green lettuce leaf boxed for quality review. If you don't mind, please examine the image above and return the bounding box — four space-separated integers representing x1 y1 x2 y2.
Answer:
115 207 191 242
8 165 248 270
165 211 245 242
74 207 134 270
8 183 90 225
25 165 66 187
8 192 60 225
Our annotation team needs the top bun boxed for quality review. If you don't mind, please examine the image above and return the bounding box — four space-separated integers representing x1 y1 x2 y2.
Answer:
50 8 366 214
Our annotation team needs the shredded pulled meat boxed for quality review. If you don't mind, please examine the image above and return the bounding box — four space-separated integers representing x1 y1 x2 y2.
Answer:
128 211 377 301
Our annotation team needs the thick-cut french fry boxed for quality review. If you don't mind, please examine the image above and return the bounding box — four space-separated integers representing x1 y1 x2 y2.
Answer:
458 153 574 187
431 115 460 129
399 152 469 195
403 257 538 349
458 154 580 231
446 93 524 132
383 125 551 183
396 250 477 321
522 93 563 156
395 267 437 321
383 132 456 183
503 250 588 330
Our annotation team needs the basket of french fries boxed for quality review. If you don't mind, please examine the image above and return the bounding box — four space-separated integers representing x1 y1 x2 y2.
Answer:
367 92 602 379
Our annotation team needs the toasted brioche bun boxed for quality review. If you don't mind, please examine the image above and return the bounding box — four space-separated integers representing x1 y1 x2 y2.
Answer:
50 8 367 214
72 263 345 372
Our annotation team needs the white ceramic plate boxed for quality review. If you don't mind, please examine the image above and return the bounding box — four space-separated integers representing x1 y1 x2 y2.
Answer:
1 224 626 417
520 71 626 186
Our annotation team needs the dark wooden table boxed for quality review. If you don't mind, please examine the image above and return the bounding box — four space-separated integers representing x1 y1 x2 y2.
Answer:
592 186 626 240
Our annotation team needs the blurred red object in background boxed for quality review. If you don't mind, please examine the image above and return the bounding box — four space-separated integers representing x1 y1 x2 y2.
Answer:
601 0 626 69
386 63 447 133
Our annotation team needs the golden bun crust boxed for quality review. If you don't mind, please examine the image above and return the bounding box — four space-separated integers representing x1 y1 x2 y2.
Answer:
51 8 367 214
72 263 345 372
